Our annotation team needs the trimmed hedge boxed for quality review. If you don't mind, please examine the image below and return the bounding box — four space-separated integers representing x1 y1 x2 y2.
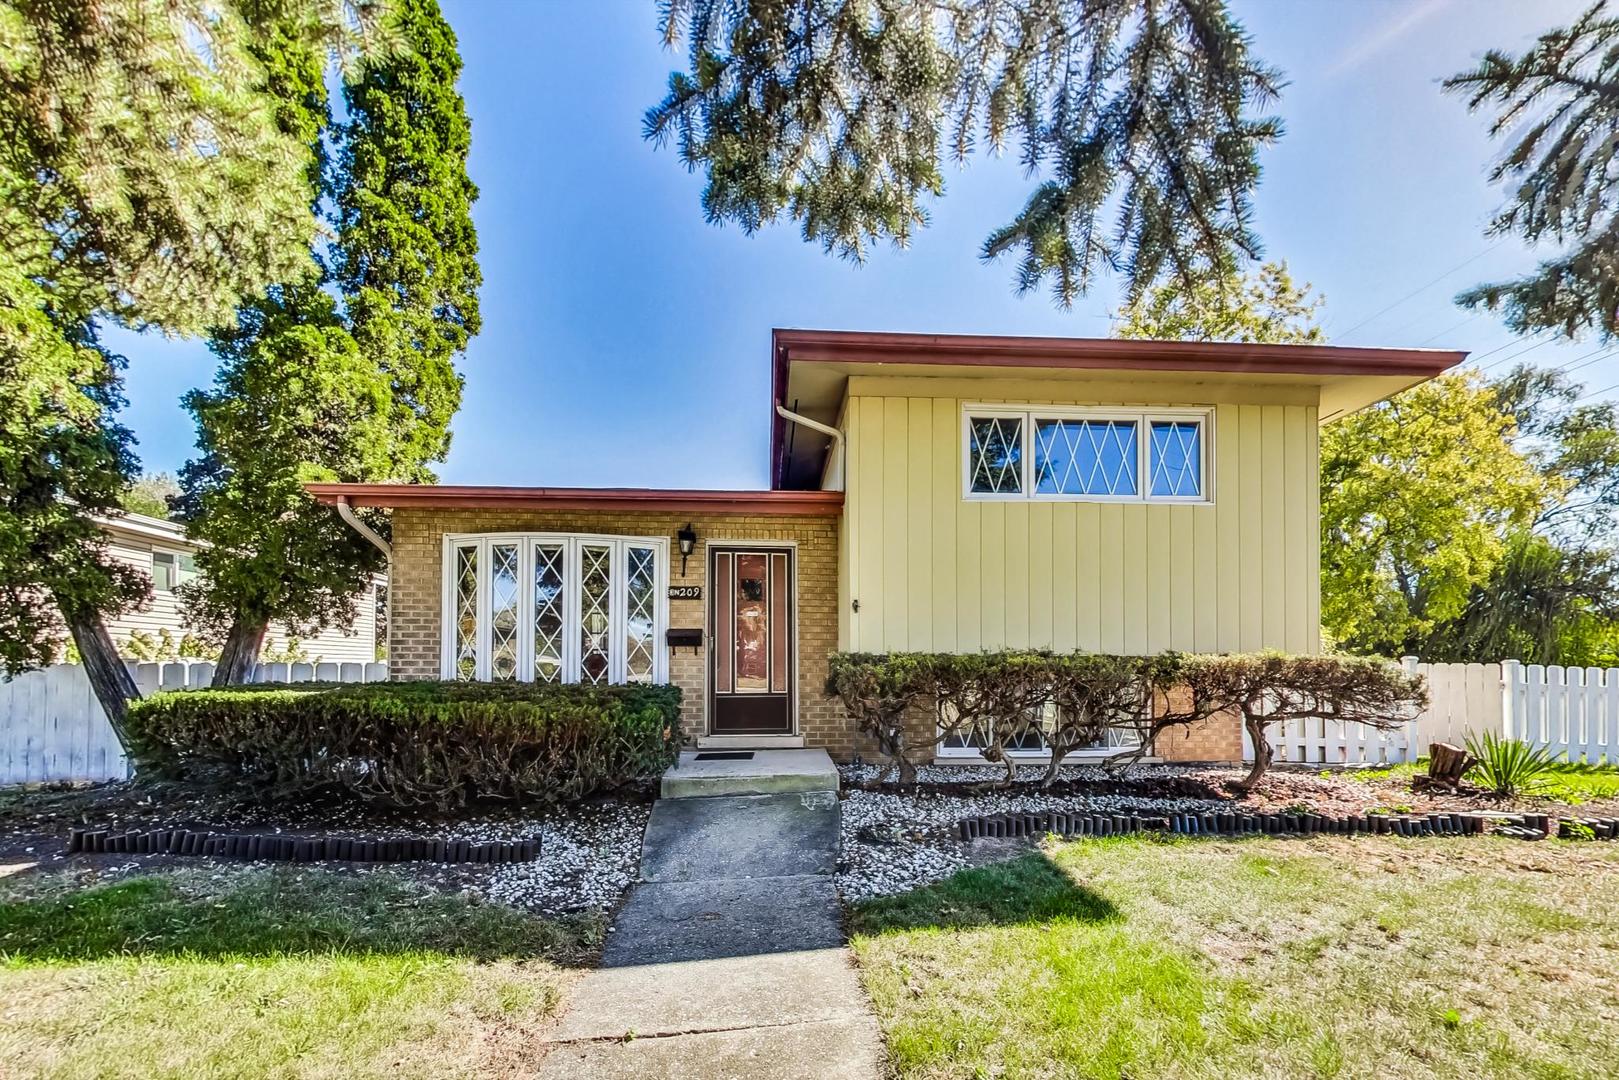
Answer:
125 680 683 808
828 650 1426 788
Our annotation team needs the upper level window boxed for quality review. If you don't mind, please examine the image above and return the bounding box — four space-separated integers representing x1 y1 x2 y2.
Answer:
151 550 197 593
443 533 668 684
964 406 1210 503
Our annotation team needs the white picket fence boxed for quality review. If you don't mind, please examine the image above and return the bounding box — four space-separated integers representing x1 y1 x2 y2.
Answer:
1264 657 1619 767
0 660 388 785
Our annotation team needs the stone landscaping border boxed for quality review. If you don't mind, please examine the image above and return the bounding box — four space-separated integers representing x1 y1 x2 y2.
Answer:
952 810 1606 842
65 827 542 864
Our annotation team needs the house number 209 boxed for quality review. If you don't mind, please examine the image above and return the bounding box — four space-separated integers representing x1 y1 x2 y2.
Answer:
667 585 702 600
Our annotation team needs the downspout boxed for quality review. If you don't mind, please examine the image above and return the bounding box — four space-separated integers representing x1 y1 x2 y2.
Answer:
336 495 391 559
335 496 392 672
775 404 845 491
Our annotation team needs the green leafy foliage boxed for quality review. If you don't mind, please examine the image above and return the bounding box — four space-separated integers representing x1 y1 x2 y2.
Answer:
181 0 481 680
1465 732 1556 798
1321 372 1553 657
1114 261 1325 344
335 0 481 478
125 681 683 809
119 472 181 519
1447 2 1619 341
647 0 1283 306
0 0 390 727
827 650 1424 789
120 629 220 662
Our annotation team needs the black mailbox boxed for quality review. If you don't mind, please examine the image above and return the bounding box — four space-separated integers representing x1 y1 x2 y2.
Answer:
666 628 703 653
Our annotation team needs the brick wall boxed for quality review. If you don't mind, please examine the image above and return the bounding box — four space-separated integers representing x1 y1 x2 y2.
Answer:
1150 687 1244 763
387 507 855 756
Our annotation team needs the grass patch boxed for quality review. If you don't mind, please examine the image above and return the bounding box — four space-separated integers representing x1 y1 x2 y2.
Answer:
851 837 1619 1079
1359 758 1619 804
0 867 597 1079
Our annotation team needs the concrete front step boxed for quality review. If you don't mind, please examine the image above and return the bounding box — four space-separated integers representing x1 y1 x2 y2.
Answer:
661 747 839 799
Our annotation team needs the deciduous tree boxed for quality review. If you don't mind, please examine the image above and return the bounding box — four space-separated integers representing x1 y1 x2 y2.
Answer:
1320 372 1552 658
1114 261 1324 343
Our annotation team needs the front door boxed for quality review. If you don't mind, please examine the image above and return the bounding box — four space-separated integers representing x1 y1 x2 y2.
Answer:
709 547 794 735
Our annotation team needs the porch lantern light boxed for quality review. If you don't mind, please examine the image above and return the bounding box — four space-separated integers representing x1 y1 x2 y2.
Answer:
677 522 697 576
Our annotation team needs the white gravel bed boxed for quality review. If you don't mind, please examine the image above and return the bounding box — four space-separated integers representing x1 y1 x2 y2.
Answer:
479 801 648 915
835 767 1235 902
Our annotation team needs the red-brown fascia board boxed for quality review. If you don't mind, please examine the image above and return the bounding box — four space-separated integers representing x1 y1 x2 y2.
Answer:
768 327 1466 486
305 483 844 517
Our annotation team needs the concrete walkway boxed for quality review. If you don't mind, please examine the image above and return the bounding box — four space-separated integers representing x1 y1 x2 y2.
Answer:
534 786 884 1079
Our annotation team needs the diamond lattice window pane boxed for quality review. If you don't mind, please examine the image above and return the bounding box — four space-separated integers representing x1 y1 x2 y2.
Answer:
1034 419 1138 495
489 544 519 680
579 544 612 684
453 545 478 680
968 416 1024 493
533 543 565 683
1149 421 1202 497
624 545 656 683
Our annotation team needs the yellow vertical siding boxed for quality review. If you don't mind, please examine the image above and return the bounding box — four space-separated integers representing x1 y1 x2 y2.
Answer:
844 388 1320 655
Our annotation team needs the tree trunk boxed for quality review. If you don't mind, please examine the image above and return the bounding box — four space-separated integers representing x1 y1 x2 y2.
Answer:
62 607 139 753
1416 742 1476 792
1234 714 1271 792
212 617 269 686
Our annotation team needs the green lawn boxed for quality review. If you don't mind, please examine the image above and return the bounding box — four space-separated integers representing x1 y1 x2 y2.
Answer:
1358 758 1619 803
0 867 597 1079
851 836 1619 1080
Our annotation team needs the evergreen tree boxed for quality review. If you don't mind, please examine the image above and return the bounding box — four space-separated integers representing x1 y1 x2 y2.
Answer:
336 0 481 478
0 0 387 739
1447 1 1619 341
647 0 1283 307
181 0 480 683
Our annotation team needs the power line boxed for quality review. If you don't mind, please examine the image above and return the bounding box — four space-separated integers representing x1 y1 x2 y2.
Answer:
1478 336 1560 373
1577 380 1619 402
1413 312 1482 348
1333 240 1506 342
1555 345 1619 375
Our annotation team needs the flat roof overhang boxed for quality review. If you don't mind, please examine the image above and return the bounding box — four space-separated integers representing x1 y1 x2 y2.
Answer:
770 328 1467 488
305 483 844 516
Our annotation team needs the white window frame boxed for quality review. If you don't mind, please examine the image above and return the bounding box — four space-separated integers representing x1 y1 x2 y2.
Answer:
150 548 197 593
961 403 1214 504
439 532 669 684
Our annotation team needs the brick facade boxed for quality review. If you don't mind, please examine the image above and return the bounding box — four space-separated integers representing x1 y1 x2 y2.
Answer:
1151 711 1245 762
385 505 1244 765
387 507 856 757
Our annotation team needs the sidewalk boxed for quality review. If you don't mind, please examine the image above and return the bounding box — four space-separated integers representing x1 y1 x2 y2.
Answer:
533 790 884 1079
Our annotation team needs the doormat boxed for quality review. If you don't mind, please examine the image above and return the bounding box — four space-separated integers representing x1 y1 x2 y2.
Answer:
66 827 540 864
693 751 755 761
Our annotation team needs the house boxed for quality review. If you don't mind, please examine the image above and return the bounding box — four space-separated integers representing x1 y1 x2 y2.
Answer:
307 329 1463 762
90 511 383 666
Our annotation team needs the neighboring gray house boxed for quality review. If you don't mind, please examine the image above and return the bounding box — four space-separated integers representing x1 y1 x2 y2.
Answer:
88 510 382 665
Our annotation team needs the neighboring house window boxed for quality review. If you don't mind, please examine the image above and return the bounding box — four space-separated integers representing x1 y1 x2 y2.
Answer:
442 534 668 684
963 405 1211 503
151 550 197 592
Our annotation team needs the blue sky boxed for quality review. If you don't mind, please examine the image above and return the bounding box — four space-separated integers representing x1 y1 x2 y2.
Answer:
106 0 1612 491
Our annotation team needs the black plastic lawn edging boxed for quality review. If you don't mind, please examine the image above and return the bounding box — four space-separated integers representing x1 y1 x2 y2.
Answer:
952 810 1596 842
65 827 541 865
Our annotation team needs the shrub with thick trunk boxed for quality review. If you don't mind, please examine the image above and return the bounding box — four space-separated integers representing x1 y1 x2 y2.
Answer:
829 650 1425 789
125 681 682 809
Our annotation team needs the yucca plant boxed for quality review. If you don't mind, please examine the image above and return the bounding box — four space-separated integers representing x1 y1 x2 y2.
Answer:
1465 732 1556 798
